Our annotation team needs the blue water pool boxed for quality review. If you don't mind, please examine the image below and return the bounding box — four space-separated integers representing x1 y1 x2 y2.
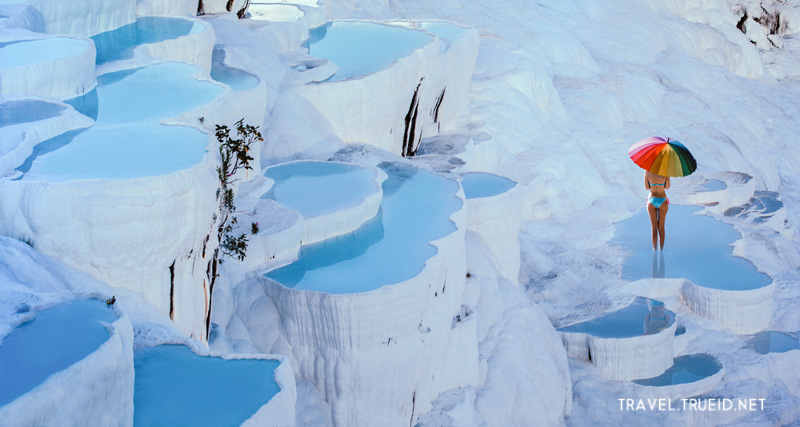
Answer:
419 22 468 43
210 49 258 91
744 331 800 354
65 65 223 123
91 17 196 65
461 172 516 199
134 345 281 427
557 297 674 338
699 179 727 192
752 191 782 215
16 63 223 182
611 205 772 290
0 100 64 127
418 22 468 52
306 21 433 82
633 354 722 386
266 162 460 293
262 161 378 217
0 299 118 407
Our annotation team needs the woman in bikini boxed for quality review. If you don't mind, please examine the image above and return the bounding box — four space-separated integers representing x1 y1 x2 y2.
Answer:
645 171 670 251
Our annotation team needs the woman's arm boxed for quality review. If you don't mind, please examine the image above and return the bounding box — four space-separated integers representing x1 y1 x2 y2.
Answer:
644 173 650 189
665 176 671 189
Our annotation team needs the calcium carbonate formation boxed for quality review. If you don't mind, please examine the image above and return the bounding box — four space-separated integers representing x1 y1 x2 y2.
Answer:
1 0 798 425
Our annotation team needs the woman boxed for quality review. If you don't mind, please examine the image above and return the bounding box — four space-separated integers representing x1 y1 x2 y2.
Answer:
644 171 670 251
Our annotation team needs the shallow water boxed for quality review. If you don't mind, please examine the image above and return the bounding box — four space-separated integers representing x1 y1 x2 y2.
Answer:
611 205 772 290
419 22 468 42
0 100 64 128
306 21 433 82
753 191 782 215
210 49 258 91
262 161 377 217
461 172 516 199
0 299 117 407
66 65 223 124
92 17 195 65
633 354 722 386
134 345 281 427
699 179 726 192
266 162 460 293
557 297 673 338
418 22 468 52
16 63 223 181
744 331 800 354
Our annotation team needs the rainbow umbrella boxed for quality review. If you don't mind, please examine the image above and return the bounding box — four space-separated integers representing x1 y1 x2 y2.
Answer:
629 136 697 177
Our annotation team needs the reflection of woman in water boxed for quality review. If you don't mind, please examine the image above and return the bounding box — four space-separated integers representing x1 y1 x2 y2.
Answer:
644 171 670 251
644 299 671 335
651 250 665 278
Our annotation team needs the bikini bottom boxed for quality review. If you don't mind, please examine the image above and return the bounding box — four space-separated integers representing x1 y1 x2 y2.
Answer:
647 197 669 209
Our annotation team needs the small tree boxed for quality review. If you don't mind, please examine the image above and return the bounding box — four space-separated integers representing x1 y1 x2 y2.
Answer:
203 118 262 340
215 118 261 261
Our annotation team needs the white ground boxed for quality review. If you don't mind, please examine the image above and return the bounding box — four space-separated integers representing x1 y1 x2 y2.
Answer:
1 0 799 425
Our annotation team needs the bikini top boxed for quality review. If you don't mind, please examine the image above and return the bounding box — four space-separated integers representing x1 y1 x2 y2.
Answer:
649 181 666 186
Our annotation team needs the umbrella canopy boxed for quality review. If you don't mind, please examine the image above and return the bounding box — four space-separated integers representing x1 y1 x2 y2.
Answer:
629 136 697 177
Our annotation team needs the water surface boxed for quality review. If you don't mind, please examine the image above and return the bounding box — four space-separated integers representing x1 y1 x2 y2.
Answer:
263 161 377 217
0 100 64 128
306 21 433 81
0 299 117 407
266 162 460 293
557 297 673 338
462 172 516 199
612 205 772 290
92 17 195 65
633 354 722 386
16 63 223 181
744 331 800 354
134 345 281 427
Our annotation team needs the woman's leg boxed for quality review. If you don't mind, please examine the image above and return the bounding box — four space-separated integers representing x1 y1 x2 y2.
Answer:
647 201 659 250
657 202 669 250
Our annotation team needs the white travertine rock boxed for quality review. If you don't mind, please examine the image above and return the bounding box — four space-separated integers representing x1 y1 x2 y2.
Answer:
636 0 763 78
135 19 215 73
560 321 677 381
0 5 43 31
632 365 725 401
0 36 96 99
200 0 249 16
292 20 480 157
0 58 264 340
0 154 220 340
293 23 439 154
248 3 304 22
136 0 197 17
683 172 756 214
0 97 95 174
233 353 298 427
234 198 304 271
681 280 774 334
260 192 477 425
261 161 387 245
463 177 523 283
390 21 481 140
93 18 216 75
18 0 136 36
